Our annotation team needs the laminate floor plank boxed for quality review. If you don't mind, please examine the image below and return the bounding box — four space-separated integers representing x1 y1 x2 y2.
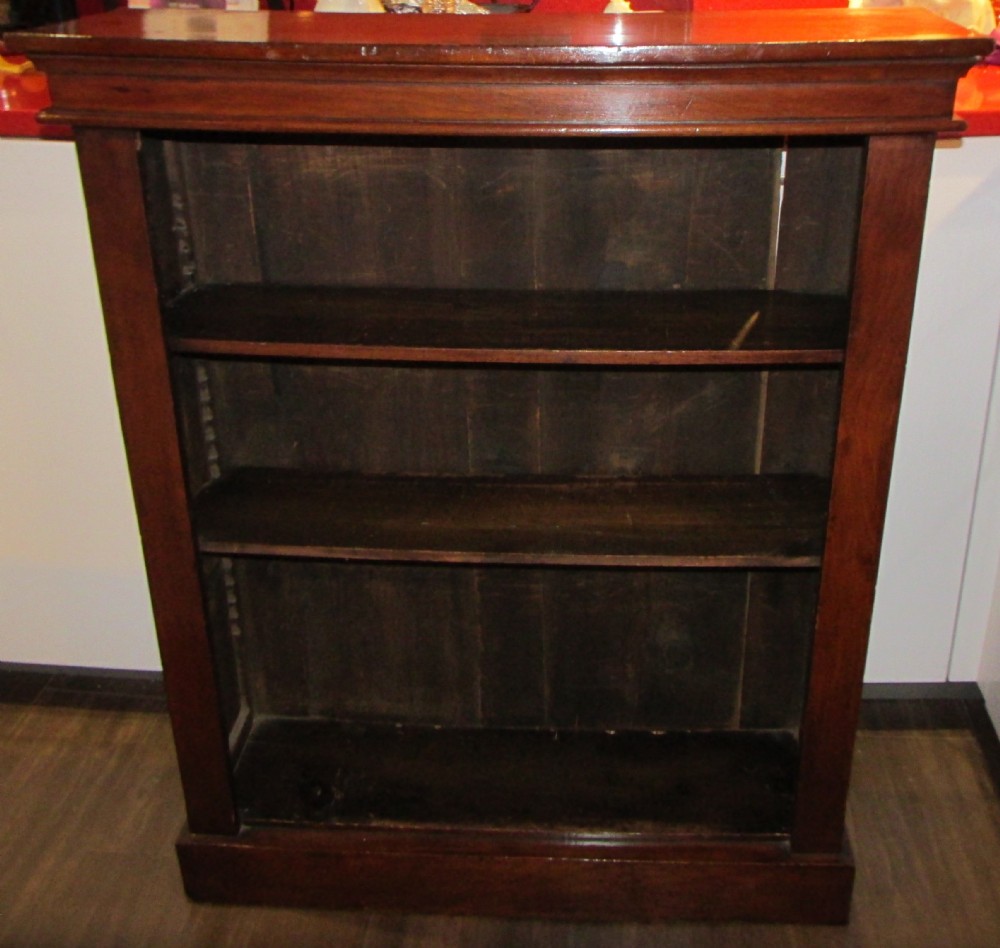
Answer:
2 704 1000 947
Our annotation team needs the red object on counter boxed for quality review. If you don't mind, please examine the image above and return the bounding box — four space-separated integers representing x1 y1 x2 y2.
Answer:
0 56 71 139
955 64 1000 135
527 0 845 10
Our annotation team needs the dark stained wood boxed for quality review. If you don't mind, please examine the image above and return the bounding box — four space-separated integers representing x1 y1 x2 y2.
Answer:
233 717 797 835
166 286 847 366
536 369 763 477
192 469 830 568
793 133 939 854
229 557 310 723
247 141 442 288
140 136 257 294
234 560 482 725
683 144 779 289
33 68 975 139
542 570 748 729
19 5 989 925
73 128 237 836
740 571 820 730
476 569 548 727
9 8 987 64
760 369 842 476
138 137 192 304
209 561 805 733
168 358 217 496
176 827 852 924
11 11 986 137
188 361 770 481
198 557 245 735
776 140 865 295
168 140 783 295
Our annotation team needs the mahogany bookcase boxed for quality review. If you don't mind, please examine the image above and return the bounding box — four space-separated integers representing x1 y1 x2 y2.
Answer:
9 7 991 924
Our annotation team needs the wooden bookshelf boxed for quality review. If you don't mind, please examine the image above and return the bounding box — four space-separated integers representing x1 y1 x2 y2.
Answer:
10 6 990 925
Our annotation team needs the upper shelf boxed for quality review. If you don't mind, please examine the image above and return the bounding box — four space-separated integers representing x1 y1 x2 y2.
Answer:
165 286 847 367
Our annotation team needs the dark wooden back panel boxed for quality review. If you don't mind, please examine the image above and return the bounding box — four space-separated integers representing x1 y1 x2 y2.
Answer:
227 558 818 732
153 137 779 292
152 133 847 741
148 135 863 296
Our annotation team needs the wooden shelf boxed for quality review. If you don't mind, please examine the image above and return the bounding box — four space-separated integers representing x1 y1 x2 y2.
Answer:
165 285 848 367
235 717 798 837
193 469 829 567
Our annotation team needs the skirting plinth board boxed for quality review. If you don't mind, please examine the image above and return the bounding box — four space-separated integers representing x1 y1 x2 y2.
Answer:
176 827 854 924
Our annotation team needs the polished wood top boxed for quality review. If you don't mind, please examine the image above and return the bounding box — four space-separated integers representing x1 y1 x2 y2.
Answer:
8 7 990 66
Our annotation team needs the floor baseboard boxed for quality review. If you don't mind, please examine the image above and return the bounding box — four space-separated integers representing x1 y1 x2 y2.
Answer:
0 662 166 712
2 664 999 799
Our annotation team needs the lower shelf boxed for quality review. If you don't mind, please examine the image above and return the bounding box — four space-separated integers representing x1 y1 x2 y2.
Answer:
233 718 797 837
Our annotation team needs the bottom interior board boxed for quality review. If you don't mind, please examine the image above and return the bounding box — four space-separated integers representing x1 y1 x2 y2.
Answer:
234 718 798 837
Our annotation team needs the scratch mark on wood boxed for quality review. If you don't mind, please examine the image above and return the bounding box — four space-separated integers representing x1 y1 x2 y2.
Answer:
729 310 761 350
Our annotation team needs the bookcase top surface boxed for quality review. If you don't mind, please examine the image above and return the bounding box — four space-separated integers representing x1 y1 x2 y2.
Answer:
8 8 991 67
10 9 992 139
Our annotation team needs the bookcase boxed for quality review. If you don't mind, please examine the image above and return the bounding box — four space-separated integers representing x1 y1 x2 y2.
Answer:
10 6 990 924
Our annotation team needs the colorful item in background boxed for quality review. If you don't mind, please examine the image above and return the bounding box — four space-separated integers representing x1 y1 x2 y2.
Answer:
0 54 70 137
953 62 1000 131
127 1 259 9
986 26 1000 62
847 0 995 35
0 54 29 74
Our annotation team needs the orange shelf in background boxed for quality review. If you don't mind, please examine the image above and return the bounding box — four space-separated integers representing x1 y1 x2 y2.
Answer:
955 64 1000 135
0 55 71 139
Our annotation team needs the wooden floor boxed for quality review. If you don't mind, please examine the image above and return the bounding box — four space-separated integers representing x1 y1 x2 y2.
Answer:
2 703 1000 947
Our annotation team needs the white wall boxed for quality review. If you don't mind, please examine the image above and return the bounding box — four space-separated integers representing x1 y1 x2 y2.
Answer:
3 135 1000 683
967 349 1000 726
866 136 1000 682
0 138 159 670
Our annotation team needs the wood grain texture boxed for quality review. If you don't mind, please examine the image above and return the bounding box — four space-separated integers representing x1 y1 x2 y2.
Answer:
165 286 848 366
12 11 985 143
233 718 796 835
163 140 781 294
793 134 938 854
180 361 791 480
739 571 820 730
760 370 842 476
192 469 830 567
9 8 987 63
776 140 865 295
74 129 237 836
35 70 973 138
177 832 852 924
233 561 481 724
222 560 782 731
